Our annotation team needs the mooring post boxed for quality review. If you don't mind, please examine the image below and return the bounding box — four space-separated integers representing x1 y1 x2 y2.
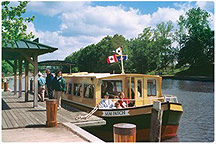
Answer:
150 101 163 142
46 99 58 127
113 123 136 142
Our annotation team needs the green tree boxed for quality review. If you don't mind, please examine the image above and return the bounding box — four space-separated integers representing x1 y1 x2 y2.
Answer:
2 1 35 47
65 34 128 73
154 21 176 71
128 27 154 73
128 21 176 73
2 60 13 76
177 7 213 68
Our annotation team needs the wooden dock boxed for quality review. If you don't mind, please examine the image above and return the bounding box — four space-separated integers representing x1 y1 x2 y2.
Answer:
2 92 106 129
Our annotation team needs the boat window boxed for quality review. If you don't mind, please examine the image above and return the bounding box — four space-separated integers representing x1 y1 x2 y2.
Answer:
84 84 94 99
73 83 82 97
68 83 72 94
137 79 142 98
147 79 156 96
101 80 122 98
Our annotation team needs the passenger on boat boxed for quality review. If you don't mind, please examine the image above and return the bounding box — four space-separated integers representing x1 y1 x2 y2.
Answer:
105 81 114 94
114 102 122 109
118 92 127 108
99 94 114 109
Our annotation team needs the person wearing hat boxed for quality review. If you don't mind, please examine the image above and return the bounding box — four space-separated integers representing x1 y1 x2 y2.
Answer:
38 71 46 102
99 93 114 109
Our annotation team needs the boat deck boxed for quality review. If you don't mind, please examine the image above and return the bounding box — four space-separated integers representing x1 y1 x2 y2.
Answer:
2 91 106 129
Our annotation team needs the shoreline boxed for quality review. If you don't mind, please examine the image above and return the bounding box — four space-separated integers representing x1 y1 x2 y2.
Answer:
161 75 214 82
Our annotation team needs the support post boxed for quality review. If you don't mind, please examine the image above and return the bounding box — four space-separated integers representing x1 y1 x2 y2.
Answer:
25 60 29 102
150 101 163 142
70 65 71 74
14 59 17 95
18 59 22 98
33 55 38 108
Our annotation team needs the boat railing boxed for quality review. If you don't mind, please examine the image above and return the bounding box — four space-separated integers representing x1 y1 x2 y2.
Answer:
97 98 136 108
163 95 178 103
97 95 178 108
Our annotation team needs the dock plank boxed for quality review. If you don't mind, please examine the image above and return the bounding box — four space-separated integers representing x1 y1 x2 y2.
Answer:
5 110 19 128
2 92 105 129
2 115 8 129
2 111 13 128
8 110 24 127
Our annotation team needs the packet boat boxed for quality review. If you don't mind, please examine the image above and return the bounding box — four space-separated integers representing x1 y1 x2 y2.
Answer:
62 72 183 141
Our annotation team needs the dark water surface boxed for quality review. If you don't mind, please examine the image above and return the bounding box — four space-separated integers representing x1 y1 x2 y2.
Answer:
162 79 214 142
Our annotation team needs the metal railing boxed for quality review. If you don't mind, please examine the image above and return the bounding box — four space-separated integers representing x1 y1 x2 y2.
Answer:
96 95 178 109
163 95 178 103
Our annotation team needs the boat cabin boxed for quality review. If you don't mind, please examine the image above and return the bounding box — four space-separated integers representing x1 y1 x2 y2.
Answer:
62 72 163 108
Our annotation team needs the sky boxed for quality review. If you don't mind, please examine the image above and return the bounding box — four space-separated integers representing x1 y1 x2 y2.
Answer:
9 1 215 61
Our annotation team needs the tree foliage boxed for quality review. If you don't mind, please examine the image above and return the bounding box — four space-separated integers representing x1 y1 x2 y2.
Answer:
2 1 35 47
177 7 214 68
65 34 128 73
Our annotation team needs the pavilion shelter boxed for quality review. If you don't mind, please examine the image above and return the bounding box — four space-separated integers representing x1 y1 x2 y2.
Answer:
38 60 74 74
2 38 58 107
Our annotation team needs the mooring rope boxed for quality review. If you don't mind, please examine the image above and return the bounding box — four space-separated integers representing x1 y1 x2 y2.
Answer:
75 105 99 120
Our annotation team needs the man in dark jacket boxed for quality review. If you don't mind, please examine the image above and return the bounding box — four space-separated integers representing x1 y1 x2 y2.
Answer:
52 70 66 109
46 69 54 99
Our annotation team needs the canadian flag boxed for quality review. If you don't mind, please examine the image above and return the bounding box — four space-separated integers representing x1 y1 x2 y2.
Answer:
107 55 118 63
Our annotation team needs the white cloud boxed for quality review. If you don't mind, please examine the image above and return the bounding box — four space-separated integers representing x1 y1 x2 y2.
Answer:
150 7 185 27
26 22 102 61
59 5 151 39
27 1 90 17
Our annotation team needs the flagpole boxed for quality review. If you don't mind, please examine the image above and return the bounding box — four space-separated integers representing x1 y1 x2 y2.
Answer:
120 46 125 74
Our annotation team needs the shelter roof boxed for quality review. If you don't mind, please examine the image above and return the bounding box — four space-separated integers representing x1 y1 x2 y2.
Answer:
2 39 58 60
38 60 74 66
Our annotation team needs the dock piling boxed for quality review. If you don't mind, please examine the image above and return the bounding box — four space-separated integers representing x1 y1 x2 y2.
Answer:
113 123 136 142
46 99 58 127
150 101 163 142
4 82 9 91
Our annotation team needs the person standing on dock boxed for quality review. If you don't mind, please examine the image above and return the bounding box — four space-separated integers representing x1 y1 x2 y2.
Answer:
52 70 66 109
38 72 46 102
46 69 54 99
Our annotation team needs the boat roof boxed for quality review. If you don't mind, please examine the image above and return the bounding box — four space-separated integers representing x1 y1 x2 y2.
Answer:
63 72 160 79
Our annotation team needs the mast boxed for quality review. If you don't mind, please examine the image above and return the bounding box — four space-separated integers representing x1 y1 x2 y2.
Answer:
120 46 125 74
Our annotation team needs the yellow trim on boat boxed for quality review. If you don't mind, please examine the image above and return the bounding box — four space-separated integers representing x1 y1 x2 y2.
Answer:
170 104 183 112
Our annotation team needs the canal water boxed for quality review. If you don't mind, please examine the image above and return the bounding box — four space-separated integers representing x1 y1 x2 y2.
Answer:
7 78 214 142
162 79 214 142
